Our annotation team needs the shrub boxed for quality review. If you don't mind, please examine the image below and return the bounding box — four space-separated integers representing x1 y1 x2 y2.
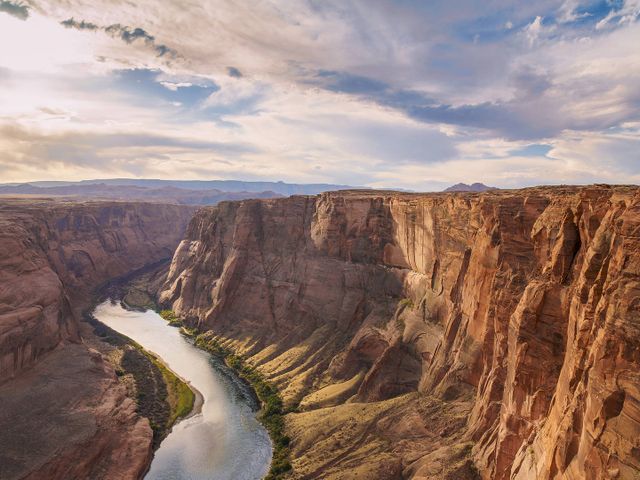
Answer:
398 298 414 309
195 334 292 479
160 309 183 327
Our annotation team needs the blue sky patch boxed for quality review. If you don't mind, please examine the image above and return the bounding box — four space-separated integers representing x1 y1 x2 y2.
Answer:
510 144 553 157
113 68 219 108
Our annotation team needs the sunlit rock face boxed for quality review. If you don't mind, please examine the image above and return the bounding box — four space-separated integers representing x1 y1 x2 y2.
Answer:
0 200 194 480
161 186 640 480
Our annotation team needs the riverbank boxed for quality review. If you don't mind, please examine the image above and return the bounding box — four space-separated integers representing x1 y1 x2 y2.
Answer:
102 269 279 477
193 331 292 480
96 300 273 479
159 311 292 480
87 310 196 448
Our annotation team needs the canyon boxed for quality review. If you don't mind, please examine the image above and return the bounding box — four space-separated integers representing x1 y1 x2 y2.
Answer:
0 199 193 479
1 185 639 480
160 185 640 480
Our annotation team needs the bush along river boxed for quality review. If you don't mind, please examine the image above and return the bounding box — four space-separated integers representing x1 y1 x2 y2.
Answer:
92 299 273 480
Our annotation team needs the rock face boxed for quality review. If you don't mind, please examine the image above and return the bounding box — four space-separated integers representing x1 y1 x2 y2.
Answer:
0 199 193 480
160 186 640 479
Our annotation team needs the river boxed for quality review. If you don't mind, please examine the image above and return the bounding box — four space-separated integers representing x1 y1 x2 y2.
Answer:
93 300 272 480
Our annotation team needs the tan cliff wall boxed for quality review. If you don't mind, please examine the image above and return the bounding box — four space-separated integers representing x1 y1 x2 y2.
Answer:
160 186 640 480
0 200 194 381
0 199 194 480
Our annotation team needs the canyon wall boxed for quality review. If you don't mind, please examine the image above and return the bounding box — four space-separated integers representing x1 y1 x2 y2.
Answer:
160 186 640 479
0 199 193 480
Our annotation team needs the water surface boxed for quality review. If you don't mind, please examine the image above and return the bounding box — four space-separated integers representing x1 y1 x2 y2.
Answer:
94 300 272 480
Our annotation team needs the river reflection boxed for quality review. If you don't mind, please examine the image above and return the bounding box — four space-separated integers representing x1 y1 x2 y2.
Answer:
94 301 272 480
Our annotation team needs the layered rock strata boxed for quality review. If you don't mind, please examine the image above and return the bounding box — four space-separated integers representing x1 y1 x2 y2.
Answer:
160 186 640 480
0 199 193 480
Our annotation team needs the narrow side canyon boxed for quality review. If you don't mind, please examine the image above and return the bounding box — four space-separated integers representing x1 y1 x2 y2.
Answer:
0 199 193 480
159 186 640 480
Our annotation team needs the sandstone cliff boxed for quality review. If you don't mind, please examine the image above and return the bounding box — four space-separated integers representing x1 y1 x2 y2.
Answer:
160 186 640 480
0 199 193 480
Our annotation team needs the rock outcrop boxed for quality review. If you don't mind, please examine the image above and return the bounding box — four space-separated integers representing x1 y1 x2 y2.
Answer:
160 186 640 479
0 199 193 480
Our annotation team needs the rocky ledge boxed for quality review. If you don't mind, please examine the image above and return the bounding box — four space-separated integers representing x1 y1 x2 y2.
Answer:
160 185 640 480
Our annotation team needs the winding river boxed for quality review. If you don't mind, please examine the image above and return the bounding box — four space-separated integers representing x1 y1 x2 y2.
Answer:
93 300 272 480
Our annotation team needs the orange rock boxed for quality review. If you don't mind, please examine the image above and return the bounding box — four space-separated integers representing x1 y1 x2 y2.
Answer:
161 185 640 479
0 199 193 480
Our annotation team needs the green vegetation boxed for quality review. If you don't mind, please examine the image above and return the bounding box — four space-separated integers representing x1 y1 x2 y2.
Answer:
195 334 292 479
160 309 184 327
398 297 414 309
145 351 195 427
181 325 199 337
88 312 195 445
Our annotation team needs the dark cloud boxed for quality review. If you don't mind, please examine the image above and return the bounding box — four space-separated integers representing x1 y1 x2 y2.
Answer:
227 66 243 78
59 18 176 58
105 24 152 43
154 44 172 57
104 24 176 57
0 0 29 20
61 18 99 31
510 67 553 99
311 66 640 141
311 70 436 109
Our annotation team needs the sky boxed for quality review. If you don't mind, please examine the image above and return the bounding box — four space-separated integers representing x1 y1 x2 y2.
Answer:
0 0 639 191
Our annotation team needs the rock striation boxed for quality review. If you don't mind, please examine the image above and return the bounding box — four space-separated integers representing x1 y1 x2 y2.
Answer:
0 199 193 480
160 185 640 479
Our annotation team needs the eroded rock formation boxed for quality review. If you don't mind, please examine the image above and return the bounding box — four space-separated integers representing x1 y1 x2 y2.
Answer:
0 199 193 480
160 186 640 479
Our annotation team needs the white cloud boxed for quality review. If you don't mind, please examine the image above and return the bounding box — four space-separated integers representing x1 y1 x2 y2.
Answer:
596 0 640 29
160 81 193 91
523 16 556 46
557 0 591 23
0 0 638 189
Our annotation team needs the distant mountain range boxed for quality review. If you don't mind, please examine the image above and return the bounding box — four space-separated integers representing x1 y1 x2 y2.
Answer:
443 182 497 192
1 178 358 195
0 179 361 205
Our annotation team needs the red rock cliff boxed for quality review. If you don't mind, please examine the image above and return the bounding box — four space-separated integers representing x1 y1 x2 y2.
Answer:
0 199 194 480
160 186 640 480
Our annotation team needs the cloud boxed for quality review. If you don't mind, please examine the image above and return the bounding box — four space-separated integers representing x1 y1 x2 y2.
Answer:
61 17 98 30
227 66 243 78
114 25 176 57
596 0 640 29
103 23 177 57
0 122 259 181
0 0 639 188
160 81 193 91
60 17 176 57
557 0 592 23
114 68 218 108
523 15 549 46
0 0 28 20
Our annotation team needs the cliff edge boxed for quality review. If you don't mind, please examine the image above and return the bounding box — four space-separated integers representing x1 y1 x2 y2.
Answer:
160 185 640 480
